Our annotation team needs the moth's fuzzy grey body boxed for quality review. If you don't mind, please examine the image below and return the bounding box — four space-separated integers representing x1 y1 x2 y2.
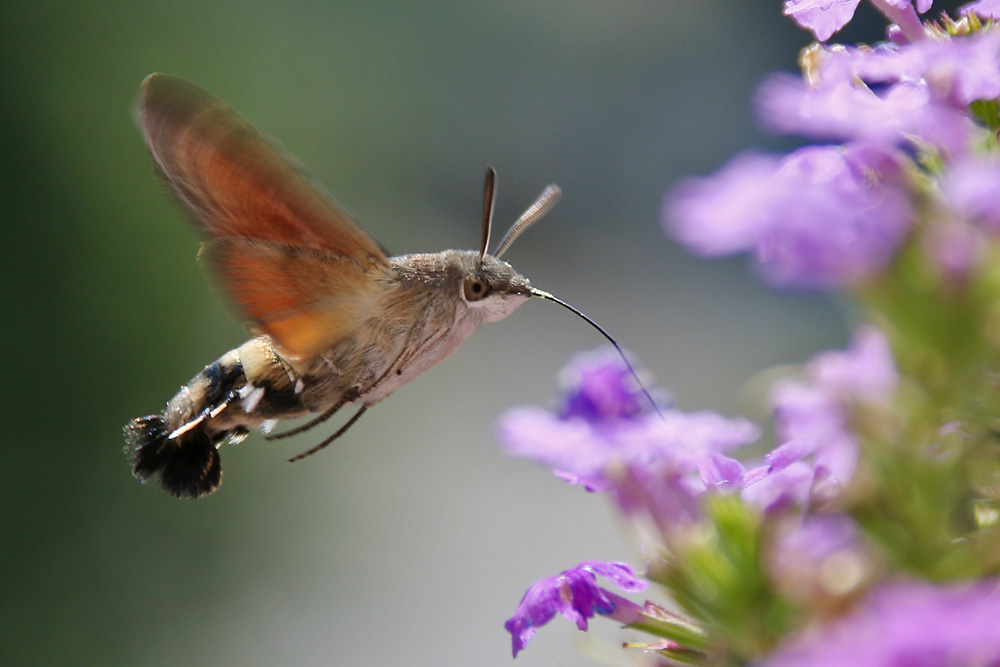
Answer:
124 74 554 499
126 248 532 497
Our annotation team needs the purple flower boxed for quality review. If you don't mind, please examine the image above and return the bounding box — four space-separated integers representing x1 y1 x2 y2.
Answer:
784 0 929 42
557 347 661 421
833 30 1000 106
499 402 757 491
765 515 873 606
783 0 862 42
808 325 898 399
918 30 1000 105
504 561 648 658
741 461 824 510
700 452 751 491
768 382 859 488
964 0 1000 19
870 0 933 43
498 347 760 538
942 154 1000 233
663 153 777 256
758 30 1000 152
921 220 981 282
612 464 706 531
664 144 914 290
761 579 1000 667
498 347 758 492
755 327 898 493
757 76 973 154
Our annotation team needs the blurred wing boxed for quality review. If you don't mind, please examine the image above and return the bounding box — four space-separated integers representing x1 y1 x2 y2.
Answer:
138 73 390 357
201 238 385 356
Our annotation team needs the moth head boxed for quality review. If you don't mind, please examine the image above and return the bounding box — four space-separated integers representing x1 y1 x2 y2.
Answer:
456 166 560 321
458 252 532 322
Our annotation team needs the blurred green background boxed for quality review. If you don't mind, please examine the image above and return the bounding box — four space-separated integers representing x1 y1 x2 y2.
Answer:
1 1 955 665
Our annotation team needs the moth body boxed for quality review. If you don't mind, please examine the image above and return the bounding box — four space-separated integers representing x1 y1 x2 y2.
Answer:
126 240 534 497
124 74 569 498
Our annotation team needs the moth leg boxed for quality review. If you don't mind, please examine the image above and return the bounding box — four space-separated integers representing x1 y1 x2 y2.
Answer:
275 329 446 454
264 386 360 440
167 388 238 439
287 405 370 462
277 340 413 456
264 340 405 442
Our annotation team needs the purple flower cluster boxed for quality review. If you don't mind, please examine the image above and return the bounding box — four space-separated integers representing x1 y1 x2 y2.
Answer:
500 329 897 654
663 1 1000 291
497 347 759 512
665 144 913 289
499 2 1000 664
501 327 895 518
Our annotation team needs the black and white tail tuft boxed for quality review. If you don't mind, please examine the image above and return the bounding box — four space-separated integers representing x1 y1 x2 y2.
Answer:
123 415 222 499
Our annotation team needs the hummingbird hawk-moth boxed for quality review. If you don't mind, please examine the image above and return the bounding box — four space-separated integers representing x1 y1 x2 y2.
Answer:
124 74 652 499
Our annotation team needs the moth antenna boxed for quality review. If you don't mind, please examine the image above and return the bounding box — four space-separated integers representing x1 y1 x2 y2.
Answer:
479 166 497 265
494 185 562 259
530 288 663 418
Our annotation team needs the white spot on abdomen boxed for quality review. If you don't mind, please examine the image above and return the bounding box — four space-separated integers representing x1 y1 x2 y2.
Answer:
238 384 266 413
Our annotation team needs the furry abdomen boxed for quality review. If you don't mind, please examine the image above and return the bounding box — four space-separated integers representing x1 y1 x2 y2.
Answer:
124 338 311 498
122 295 463 498
123 258 518 499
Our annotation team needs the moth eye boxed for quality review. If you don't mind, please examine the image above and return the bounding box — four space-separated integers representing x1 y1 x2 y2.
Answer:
463 275 490 302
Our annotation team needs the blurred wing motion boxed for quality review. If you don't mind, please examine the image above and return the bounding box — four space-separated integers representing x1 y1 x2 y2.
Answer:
138 73 390 357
